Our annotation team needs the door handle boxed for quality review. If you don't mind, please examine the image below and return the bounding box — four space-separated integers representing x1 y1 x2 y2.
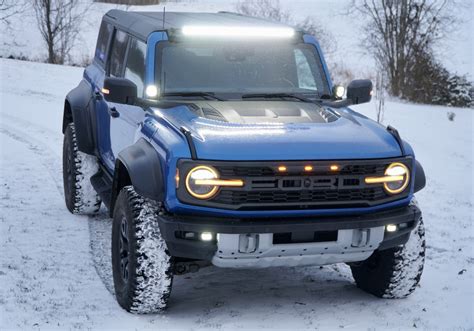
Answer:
108 107 120 118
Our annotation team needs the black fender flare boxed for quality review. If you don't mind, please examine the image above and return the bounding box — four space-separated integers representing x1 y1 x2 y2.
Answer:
414 160 426 193
114 138 165 206
64 79 95 154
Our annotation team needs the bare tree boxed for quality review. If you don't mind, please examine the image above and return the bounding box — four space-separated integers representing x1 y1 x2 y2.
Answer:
1 0 28 26
350 0 457 98
235 0 336 56
375 71 385 123
235 0 291 23
33 0 89 64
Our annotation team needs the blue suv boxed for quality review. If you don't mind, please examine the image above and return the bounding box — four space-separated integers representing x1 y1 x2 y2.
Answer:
62 10 426 313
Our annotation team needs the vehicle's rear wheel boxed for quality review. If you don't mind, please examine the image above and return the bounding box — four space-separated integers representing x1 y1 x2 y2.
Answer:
62 123 101 214
112 185 174 314
350 218 425 298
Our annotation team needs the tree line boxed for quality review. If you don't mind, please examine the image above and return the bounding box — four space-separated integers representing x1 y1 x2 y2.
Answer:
1 0 472 107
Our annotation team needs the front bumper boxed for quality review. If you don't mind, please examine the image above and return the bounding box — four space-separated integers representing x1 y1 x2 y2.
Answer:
157 204 421 263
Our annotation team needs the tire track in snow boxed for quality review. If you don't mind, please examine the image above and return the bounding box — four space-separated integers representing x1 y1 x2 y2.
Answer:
87 213 115 295
0 124 63 196
0 112 59 137
0 123 116 295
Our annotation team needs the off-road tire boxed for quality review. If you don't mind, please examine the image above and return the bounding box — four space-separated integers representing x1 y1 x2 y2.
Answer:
351 217 425 298
62 123 101 214
112 186 174 314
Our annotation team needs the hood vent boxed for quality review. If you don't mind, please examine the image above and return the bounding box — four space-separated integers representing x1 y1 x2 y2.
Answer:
319 107 339 122
202 107 228 122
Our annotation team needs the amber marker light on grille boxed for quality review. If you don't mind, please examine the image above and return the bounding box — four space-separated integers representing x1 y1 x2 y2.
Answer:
278 166 287 172
330 165 339 171
304 165 313 172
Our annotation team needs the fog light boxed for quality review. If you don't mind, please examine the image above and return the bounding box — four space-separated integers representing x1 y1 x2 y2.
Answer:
200 232 213 241
386 224 397 232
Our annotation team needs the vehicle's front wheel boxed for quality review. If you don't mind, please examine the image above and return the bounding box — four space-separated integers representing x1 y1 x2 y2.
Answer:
112 186 174 314
350 218 425 298
62 123 101 214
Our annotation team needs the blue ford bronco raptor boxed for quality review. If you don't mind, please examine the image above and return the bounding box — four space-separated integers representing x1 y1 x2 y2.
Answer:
62 10 426 313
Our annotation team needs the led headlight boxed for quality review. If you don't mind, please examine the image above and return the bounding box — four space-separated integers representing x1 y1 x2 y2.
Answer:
184 165 245 200
185 165 219 199
365 162 410 194
383 162 410 194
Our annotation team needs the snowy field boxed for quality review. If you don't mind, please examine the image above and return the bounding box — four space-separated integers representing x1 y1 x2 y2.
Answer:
0 58 473 330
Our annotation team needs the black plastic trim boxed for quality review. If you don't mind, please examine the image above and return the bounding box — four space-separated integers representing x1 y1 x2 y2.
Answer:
157 204 421 260
116 138 165 201
414 160 426 193
91 166 113 209
65 79 96 154
180 126 197 159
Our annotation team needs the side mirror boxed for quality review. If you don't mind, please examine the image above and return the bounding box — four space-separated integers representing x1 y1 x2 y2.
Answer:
103 77 137 104
346 79 373 105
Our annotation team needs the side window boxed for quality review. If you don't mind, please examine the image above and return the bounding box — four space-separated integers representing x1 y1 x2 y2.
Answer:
109 29 130 77
294 49 317 90
95 21 113 67
125 39 147 97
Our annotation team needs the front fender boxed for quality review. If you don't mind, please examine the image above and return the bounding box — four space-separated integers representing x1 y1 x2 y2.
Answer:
414 160 426 193
116 138 165 202
65 79 95 154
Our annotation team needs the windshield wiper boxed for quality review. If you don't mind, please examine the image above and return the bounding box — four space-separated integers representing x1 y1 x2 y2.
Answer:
162 92 224 101
241 93 314 103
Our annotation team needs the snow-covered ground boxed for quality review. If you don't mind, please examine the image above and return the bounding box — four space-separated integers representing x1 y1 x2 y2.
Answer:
0 58 473 330
1 0 472 79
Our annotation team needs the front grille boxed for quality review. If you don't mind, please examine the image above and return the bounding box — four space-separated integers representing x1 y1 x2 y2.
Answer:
177 158 412 211
215 187 386 205
219 166 274 177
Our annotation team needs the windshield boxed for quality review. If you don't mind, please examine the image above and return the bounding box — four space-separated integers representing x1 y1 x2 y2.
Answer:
155 41 330 97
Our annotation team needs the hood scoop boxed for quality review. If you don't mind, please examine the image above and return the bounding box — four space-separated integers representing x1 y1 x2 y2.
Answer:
192 101 339 124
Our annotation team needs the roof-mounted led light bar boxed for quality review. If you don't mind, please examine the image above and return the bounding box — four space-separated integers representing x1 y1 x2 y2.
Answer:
181 25 295 38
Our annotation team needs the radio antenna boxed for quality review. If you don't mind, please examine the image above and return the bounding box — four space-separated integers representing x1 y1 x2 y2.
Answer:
162 6 166 30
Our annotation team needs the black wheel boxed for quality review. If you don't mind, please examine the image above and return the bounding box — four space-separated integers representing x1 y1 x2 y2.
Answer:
62 123 101 214
112 186 174 314
351 217 425 298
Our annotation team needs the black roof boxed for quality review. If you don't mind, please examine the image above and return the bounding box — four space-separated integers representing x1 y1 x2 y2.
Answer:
104 10 297 41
